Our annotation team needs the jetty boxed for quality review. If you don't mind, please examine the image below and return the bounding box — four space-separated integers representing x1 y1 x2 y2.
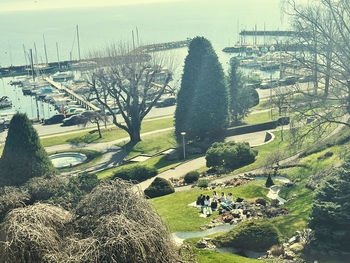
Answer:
239 30 298 37
45 78 100 111
131 39 191 54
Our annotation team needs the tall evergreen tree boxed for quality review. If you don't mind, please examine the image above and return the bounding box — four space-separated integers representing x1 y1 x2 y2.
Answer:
189 49 229 141
228 58 259 123
174 37 214 142
0 113 55 186
309 158 350 253
175 37 229 143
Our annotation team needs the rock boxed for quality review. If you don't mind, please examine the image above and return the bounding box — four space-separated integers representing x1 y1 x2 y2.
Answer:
196 238 216 249
284 250 296 260
289 242 304 253
288 236 298 245
223 214 234 223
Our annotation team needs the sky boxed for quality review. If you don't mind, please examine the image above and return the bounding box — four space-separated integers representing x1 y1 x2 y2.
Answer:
0 0 185 12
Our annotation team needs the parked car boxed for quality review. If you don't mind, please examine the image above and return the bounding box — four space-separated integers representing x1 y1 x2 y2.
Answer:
62 114 86 126
279 76 298 86
156 97 176 107
43 114 65 125
298 75 313 83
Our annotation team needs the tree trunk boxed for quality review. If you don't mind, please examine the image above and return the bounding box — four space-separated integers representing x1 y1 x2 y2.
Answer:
96 121 102 138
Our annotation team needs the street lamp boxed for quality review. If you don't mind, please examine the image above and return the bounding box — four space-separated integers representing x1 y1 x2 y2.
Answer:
181 132 186 160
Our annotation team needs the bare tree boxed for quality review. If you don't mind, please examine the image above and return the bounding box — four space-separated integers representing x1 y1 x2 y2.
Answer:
281 0 350 144
86 45 173 145
81 111 106 139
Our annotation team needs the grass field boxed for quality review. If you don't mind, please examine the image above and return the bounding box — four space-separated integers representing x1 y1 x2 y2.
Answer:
40 117 174 147
118 130 177 159
150 181 269 232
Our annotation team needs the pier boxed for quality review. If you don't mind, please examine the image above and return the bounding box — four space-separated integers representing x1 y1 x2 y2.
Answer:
131 39 191 54
239 30 298 37
45 78 100 111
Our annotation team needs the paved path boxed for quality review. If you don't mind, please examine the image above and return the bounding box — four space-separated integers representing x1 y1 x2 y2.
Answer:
137 130 272 191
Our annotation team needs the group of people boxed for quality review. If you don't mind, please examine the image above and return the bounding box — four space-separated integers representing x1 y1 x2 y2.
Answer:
196 191 235 216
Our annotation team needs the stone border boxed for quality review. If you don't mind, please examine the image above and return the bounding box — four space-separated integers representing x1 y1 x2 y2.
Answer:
49 152 88 169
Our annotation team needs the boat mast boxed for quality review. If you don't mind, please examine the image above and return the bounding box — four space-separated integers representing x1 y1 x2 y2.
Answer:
76 25 81 60
43 34 48 64
56 42 60 69
29 49 35 81
132 30 135 50
136 26 140 47
34 42 39 64
22 44 28 65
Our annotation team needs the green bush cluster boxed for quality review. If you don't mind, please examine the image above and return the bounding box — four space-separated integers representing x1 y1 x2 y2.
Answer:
144 177 174 198
197 180 209 188
184 171 200 184
113 165 157 183
265 174 275 187
309 158 350 253
214 220 280 251
226 121 277 137
0 113 56 186
205 141 257 170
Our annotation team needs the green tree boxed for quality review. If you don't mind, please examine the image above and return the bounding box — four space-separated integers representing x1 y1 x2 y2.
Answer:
175 37 213 142
228 58 259 123
189 47 229 142
309 158 350 253
0 113 55 186
144 177 174 198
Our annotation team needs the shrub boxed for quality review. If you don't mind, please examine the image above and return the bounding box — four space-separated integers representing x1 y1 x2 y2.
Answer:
144 177 175 198
23 176 66 203
214 220 280 251
184 171 200 184
309 158 350 253
0 113 56 186
197 180 208 188
226 121 277 137
113 165 157 183
265 174 275 187
206 141 257 170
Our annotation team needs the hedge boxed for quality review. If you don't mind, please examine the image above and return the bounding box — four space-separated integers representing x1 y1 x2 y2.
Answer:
214 220 280 251
226 117 290 137
144 177 174 198
184 171 200 184
113 166 157 183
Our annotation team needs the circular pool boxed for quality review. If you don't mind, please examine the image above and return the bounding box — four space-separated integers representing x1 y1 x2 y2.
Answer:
49 152 87 168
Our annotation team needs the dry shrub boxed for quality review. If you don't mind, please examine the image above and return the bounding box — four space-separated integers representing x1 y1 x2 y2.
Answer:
0 203 72 263
269 245 284 256
73 178 177 263
0 186 30 221
0 179 177 263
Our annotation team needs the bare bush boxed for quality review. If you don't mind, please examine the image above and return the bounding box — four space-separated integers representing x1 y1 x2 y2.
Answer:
0 203 72 263
0 179 177 263
0 186 30 221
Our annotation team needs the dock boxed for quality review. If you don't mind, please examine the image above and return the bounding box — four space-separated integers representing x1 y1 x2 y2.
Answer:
239 30 298 37
45 78 100 111
131 39 191 54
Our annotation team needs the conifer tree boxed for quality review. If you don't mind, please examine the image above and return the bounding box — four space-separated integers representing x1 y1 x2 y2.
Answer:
309 158 350 252
0 113 55 186
175 37 214 141
189 50 229 141
228 58 259 123
175 37 229 143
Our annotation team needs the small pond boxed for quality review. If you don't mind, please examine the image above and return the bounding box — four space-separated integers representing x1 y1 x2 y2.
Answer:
50 152 87 169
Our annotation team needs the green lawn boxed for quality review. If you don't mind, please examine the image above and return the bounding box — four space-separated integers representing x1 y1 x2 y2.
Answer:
242 111 274 125
97 154 185 179
40 117 174 147
150 181 269 232
118 130 177 159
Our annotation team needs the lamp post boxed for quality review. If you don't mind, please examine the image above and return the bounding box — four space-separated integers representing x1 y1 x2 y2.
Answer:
181 132 186 160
